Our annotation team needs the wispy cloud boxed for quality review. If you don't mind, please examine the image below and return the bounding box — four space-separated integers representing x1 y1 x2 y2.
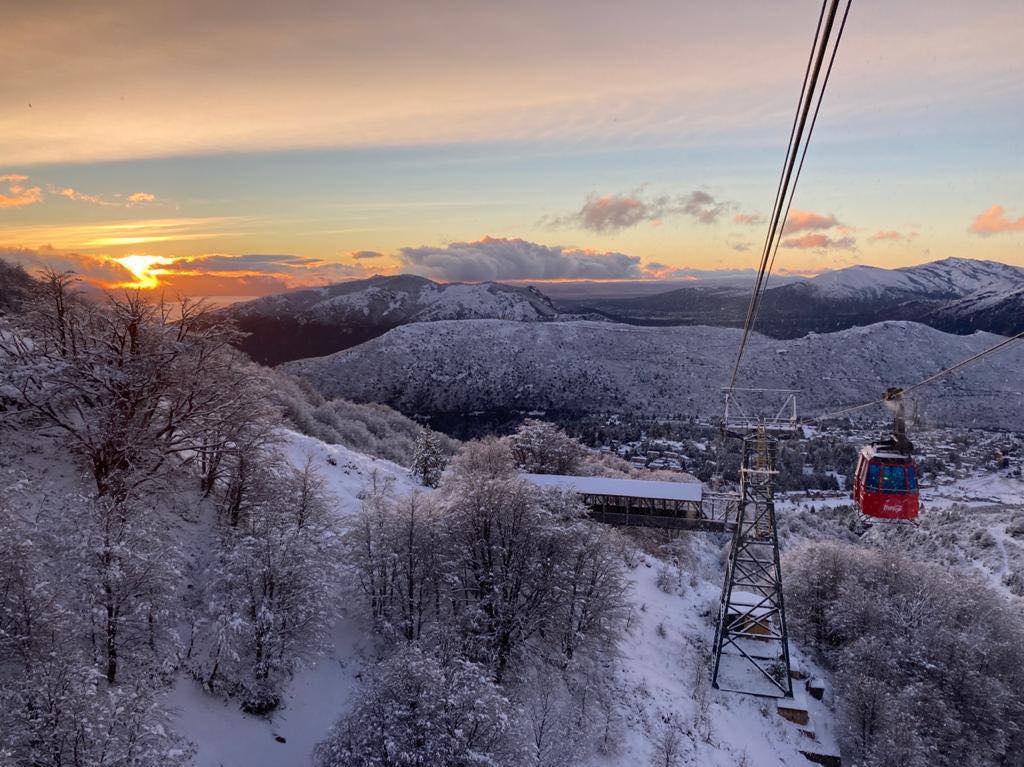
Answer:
51 186 109 205
348 250 385 260
0 216 248 250
49 185 158 207
868 229 913 243
969 205 1024 236
546 189 730 233
777 209 857 251
1 172 159 209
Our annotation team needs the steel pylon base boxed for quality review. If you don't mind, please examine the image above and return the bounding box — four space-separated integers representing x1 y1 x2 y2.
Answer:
711 427 793 698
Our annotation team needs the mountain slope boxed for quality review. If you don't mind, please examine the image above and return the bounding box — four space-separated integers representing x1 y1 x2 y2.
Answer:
925 285 1024 336
225 274 563 364
283 319 1024 430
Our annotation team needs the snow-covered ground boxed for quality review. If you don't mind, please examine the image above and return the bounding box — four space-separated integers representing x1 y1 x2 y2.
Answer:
777 469 1024 604
603 536 840 767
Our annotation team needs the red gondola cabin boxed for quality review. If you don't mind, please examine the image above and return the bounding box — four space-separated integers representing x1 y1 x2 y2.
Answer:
852 445 919 521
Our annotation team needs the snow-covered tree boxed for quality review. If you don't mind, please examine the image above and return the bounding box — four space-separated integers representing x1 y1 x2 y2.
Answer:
345 481 441 642
411 427 447 487
195 455 340 712
0 282 265 499
508 419 584 475
0 502 188 766
57 494 182 684
346 438 629 684
315 644 524 767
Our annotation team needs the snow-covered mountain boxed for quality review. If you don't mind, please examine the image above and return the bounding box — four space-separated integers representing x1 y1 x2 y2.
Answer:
800 257 1024 300
284 319 1024 429
225 274 565 364
555 257 1024 338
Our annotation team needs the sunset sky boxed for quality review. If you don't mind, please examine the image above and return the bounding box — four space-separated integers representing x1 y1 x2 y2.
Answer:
2 0 1023 296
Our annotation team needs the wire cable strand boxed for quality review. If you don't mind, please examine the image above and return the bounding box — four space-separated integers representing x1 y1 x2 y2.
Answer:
727 0 846 392
749 0 853 335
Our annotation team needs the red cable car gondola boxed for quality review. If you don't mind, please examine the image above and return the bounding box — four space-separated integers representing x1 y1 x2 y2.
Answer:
852 388 920 524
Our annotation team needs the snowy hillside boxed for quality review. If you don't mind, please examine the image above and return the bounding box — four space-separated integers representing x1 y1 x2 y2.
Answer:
224 274 564 364
284 319 1024 429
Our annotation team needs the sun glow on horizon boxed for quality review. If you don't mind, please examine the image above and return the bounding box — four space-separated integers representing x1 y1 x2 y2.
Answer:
115 255 171 289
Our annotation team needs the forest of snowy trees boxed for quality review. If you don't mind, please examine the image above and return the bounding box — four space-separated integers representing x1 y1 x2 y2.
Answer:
0 271 349 762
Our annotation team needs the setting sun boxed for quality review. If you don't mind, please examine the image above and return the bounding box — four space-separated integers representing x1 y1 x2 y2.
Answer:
115 254 170 289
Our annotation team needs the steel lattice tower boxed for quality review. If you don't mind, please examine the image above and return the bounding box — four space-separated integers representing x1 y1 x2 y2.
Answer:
711 425 792 698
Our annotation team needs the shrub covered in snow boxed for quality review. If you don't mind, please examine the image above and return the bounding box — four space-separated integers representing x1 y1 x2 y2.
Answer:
508 419 584 475
263 365 457 466
314 645 523 767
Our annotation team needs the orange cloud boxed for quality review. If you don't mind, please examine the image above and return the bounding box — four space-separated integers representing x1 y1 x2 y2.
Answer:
50 186 156 207
869 230 904 242
782 233 855 250
1 245 380 297
0 246 136 284
0 174 42 208
969 205 1024 236
782 210 839 235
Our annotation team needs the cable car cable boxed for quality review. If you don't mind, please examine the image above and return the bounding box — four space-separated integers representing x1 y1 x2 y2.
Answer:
750 0 853 335
727 0 848 392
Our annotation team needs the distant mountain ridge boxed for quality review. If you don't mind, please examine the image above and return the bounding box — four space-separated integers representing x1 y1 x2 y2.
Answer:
224 274 569 364
226 258 1024 365
555 257 1024 338
283 319 1024 431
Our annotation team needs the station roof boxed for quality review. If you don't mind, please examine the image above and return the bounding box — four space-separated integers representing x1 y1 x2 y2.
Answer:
522 473 703 502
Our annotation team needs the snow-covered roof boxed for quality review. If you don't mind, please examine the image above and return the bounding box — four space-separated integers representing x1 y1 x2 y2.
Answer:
859 445 912 462
522 473 702 502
